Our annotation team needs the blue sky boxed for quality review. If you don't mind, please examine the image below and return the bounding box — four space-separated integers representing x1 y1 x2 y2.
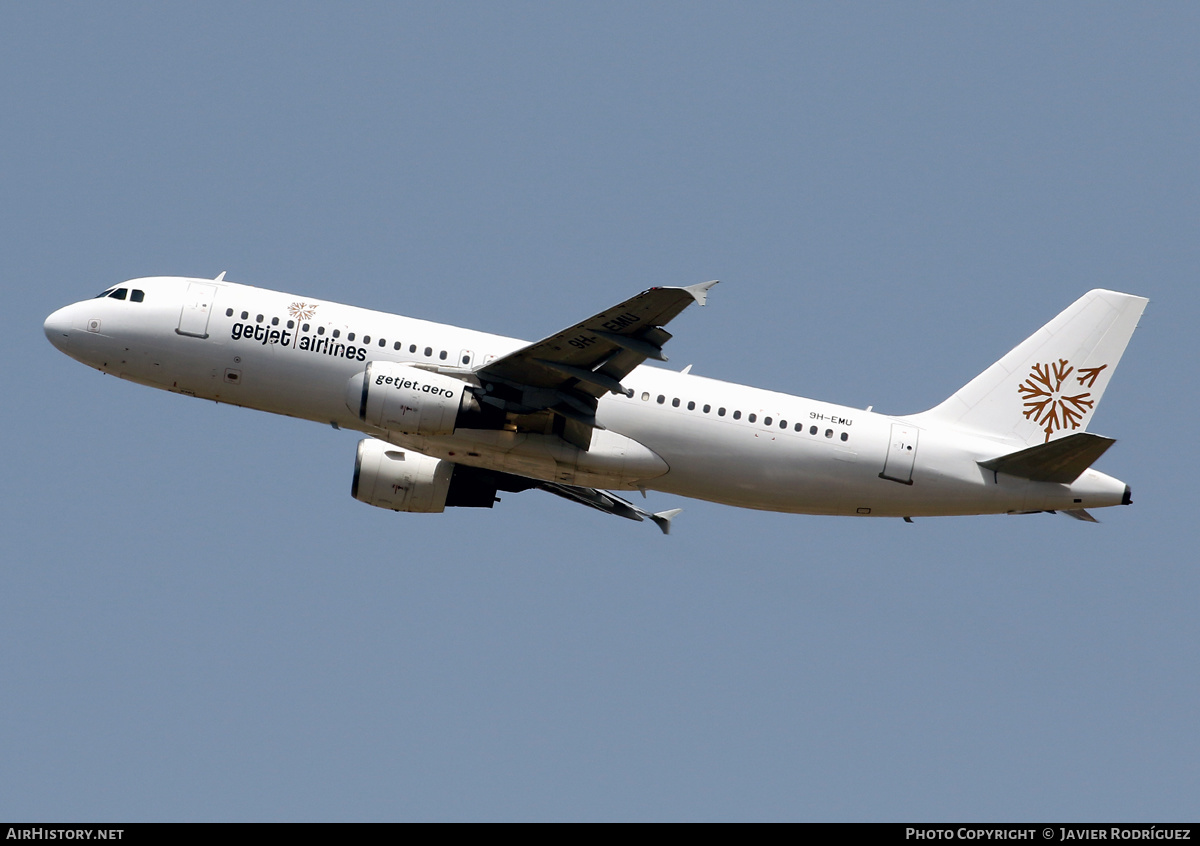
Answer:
4 3 1198 821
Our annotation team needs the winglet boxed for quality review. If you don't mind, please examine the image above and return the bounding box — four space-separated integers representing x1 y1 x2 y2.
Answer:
683 280 719 306
214 271 227 282
650 508 683 535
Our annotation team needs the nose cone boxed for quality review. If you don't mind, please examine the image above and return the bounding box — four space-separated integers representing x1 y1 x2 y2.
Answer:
44 305 74 352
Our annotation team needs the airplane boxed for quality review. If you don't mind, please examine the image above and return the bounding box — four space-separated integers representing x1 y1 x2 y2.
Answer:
44 276 1147 532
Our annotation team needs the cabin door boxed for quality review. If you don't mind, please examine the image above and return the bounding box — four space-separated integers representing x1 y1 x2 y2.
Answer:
880 424 919 485
176 282 217 338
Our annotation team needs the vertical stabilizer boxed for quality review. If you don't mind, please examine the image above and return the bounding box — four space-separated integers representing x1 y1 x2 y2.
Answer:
917 289 1147 446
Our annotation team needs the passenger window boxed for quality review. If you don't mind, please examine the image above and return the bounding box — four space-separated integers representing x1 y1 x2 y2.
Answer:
256 314 263 323
657 395 665 404
302 323 310 332
703 404 711 413
810 426 818 435
271 317 279 326
672 398 680 407
733 410 741 420
794 422 802 432
410 345 417 353
841 432 849 442
287 320 294 329
461 353 469 363
131 290 144 302
363 335 370 344
825 429 833 438
439 350 448 360
641 392 650 401
394 341 402 350
318 326 325 335
332 329 340 338
110 289 127 300
347 332 355 341
748 414 757 423
226 308 234 317
382 339 389 348
764 417 772 426
687 401 696 411
424 346 432 357
241 311 249 320
779 420 787 429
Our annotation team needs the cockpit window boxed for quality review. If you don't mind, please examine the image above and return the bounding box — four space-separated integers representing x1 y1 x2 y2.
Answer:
109 288 128 300
130 289 145 302
94 287 116 298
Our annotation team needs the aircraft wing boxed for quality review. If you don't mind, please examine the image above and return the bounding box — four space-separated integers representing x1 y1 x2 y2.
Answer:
460 464 683 533
536 482 683 535
473 281 717 434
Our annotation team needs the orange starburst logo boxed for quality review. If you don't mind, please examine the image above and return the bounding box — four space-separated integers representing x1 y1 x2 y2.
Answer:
1017 360 1108 442
288 302 318 321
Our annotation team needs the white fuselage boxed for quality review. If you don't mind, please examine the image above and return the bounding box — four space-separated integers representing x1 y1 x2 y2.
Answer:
44 277 1130 518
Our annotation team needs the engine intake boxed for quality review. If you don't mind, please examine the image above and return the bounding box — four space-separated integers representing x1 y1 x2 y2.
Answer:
345 361 480 435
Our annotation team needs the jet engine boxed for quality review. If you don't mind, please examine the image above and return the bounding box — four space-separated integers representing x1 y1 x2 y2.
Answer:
345 361 482 435
351 438 526 512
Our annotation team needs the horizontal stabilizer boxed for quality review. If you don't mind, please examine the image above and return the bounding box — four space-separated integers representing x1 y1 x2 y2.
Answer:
979 432 1116 484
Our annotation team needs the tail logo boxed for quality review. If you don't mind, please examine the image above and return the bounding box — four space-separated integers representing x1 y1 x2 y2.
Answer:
1018 360 1108 442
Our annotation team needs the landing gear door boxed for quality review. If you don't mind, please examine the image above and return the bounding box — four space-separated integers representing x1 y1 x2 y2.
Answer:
177 282 217 339
880 424 918 485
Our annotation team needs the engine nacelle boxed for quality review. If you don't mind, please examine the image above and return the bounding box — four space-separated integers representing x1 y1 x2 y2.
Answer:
345 361 478 435
351 439 452 512
351 439 505 513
